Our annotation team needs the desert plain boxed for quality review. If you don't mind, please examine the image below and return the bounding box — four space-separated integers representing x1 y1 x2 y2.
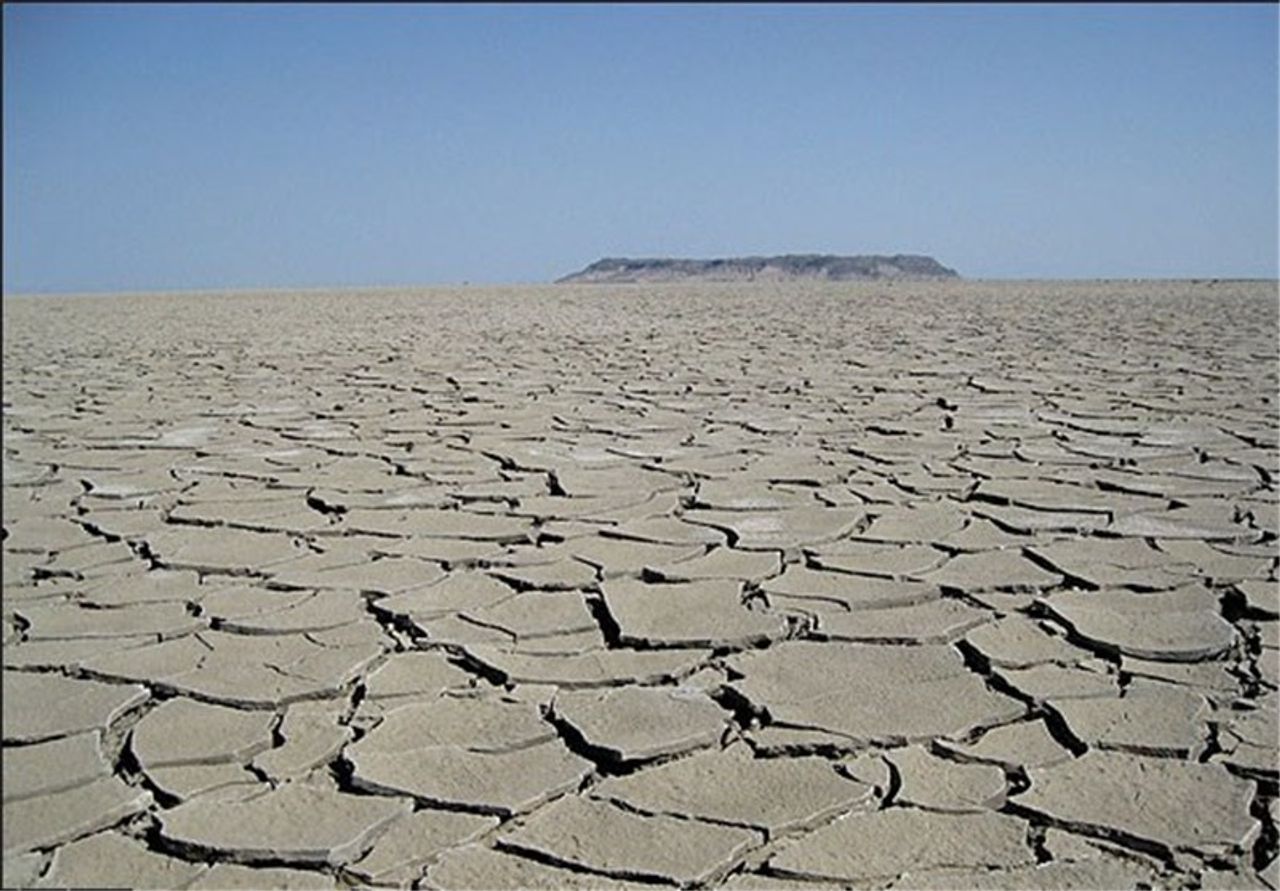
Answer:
1 279 1278 890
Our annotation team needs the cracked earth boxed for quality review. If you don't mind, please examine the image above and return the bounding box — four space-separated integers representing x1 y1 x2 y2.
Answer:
1 280 1277 890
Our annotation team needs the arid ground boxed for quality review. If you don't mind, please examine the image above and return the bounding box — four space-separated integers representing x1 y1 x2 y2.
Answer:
2 280 1277 890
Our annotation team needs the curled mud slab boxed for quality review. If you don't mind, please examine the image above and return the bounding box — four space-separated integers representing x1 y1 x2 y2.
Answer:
2 280 1277 888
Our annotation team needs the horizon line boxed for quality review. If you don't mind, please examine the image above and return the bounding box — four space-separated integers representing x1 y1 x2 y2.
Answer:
5 275 1280 299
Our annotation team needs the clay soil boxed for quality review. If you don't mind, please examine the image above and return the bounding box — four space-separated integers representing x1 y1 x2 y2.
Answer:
2 280 1277 889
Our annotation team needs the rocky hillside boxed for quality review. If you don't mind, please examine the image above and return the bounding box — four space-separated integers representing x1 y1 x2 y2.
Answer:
556 254 959 283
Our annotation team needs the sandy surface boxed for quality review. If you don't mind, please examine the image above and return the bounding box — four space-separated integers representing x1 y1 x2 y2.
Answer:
2 279 1278 889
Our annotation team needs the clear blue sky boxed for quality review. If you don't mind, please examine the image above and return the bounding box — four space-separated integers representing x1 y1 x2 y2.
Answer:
4 3 1277 292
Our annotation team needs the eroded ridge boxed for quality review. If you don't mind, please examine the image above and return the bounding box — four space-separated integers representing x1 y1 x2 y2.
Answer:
2 280 1277 889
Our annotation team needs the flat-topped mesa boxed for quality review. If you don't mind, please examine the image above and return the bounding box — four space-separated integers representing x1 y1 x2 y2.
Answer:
556 254 960 283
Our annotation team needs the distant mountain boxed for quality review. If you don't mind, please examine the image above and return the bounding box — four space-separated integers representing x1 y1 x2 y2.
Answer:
556 254 960 283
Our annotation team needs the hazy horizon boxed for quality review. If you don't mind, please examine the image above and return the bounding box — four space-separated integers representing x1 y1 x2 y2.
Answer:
4 4 1277 293
9 273 1280 300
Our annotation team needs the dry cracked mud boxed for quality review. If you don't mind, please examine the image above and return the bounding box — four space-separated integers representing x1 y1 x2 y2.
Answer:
2 279 1277 889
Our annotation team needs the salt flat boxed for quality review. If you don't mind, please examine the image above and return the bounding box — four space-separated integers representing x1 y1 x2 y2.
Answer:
2 280 1277 889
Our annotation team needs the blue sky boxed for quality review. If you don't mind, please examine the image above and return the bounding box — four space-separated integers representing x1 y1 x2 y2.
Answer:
3 3 1277 292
